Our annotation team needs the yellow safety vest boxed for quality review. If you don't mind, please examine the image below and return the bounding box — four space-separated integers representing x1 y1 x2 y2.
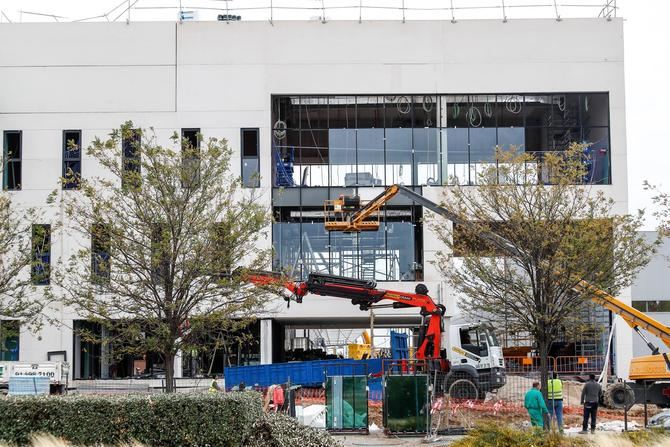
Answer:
547 378 563 400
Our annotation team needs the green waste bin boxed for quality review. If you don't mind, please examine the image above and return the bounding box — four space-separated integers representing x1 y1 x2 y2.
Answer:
326 375 368 432
383 374 429 434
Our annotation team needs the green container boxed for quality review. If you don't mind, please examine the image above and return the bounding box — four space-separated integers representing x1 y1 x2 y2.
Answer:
325 375 368 432
383 374 429 434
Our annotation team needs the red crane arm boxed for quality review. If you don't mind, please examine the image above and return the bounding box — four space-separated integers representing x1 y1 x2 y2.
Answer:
237 269 445 360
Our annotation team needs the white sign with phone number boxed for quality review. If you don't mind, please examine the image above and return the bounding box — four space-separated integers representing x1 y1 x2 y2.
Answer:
12 365 57 379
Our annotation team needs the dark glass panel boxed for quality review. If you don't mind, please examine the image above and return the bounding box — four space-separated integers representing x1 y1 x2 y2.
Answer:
551 94 580 127
582 127 610 184
446 95 470 128
466 95 496 128
524 95 553 127
300 96 328 130
496 94 524 127
384 96 413 128
5 131 21 158
413 95 438 128
272 95 300 130
581 93 609 127
63 130 82 159
356 96 384 128
329 96 355 129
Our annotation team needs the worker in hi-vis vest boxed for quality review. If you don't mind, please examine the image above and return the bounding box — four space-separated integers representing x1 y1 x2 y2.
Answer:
547 371 564 431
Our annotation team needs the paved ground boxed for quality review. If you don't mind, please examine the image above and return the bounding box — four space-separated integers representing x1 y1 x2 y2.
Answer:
337 432 464 446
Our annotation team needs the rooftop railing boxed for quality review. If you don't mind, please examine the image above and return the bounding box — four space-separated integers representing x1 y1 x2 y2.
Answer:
0 0 617 24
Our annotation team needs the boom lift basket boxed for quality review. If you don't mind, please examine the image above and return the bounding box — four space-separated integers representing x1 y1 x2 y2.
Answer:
324 195 381 232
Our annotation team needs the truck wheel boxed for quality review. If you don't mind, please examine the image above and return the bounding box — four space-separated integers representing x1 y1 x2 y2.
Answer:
448 379 479 400
604 383 635 410
446 373 480 400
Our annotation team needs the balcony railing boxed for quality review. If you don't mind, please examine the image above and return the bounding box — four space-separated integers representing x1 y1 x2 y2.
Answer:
2 0 618 24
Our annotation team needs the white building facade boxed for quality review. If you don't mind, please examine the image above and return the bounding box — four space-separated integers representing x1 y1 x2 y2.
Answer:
0 18 631 379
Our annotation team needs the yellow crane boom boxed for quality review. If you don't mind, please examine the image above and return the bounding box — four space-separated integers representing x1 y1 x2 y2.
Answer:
324 184 670 378
574 280 670 352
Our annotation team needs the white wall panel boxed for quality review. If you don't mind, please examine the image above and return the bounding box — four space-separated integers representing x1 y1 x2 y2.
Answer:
0 66 175 113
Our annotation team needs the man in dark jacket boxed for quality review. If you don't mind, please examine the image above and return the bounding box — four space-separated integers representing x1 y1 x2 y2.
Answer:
580 374 602 433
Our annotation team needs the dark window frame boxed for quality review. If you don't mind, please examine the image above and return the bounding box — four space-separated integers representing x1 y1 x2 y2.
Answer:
271 92 611 188
3 130 22 191
31 224 51 286
62 129 82 190
91 222 111 283
272 203 422 281
181 128 201 188
241 128 260 188
122 128 141 189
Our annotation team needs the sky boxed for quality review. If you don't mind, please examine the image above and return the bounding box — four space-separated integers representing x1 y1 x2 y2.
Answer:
0 0 668 228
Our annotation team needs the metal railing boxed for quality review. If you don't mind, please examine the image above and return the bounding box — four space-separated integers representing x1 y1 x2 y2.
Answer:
1 0 618 24
504 355 606 374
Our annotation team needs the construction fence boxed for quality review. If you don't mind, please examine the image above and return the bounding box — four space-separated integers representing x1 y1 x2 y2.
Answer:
504 355 608 375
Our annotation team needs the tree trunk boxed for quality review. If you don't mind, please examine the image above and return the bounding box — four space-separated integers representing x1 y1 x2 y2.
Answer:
165 352 175 393
538 336 550 400
538 335 550 429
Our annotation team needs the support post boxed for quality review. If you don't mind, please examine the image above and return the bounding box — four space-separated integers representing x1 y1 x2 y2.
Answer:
174 350 183 378
260 319 273 365
369 310 375 354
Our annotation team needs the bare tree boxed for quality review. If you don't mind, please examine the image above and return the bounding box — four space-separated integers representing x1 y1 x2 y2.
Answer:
51 122 272 391
435 145 655 396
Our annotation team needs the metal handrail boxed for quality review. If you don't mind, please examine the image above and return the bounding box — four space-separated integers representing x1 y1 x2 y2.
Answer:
1 1 618 24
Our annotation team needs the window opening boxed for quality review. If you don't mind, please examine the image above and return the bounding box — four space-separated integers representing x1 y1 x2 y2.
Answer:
63 130 82 189
242 128 260 187
122 128 141 189
3 130 22 190
31 224 51 285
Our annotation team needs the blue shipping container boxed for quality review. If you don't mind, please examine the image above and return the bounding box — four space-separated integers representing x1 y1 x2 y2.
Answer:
224 358 383 389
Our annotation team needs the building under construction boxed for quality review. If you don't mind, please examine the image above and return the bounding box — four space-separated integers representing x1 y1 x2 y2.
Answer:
0 4 631 381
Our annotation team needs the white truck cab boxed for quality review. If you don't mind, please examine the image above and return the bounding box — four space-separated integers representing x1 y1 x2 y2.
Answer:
442 320 506 397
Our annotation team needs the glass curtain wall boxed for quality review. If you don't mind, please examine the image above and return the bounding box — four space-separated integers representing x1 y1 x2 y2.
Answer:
271 93 610 187
272 208 420 281
272 95 439 188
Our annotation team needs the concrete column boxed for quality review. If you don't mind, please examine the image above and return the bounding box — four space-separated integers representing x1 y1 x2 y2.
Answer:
260 319 273 365
174 350 183 378
613 287 633 379
100 326 110 379
73 332 81 380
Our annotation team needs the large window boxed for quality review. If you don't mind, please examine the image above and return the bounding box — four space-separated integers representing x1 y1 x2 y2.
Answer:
0 320 19 361
271 93 611 188
273 206 421 281
3 130 22 191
